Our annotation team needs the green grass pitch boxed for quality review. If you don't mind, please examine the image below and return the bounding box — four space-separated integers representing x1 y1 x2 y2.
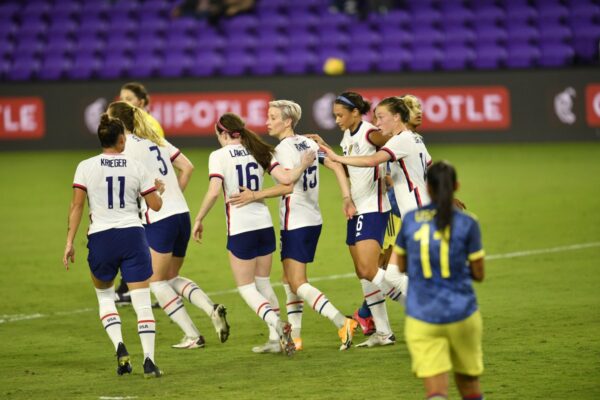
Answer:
0 142 599 399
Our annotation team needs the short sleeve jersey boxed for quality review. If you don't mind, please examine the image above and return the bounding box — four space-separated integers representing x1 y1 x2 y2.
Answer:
72 154 156 235
274 135 322 230
339 121 391 215
395 204 485 324
208 144 274 236
123 134 189 223
381 131 432 217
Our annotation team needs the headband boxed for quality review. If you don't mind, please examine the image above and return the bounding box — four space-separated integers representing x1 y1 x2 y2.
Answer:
216 120 240 138
336 95 356 108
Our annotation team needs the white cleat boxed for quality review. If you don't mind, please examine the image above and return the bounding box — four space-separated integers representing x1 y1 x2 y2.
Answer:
211 304 230 343
171 335 206 349
355 333 396 348
252 340 282 354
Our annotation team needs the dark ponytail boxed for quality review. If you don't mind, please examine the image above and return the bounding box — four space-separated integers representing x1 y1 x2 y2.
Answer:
97 113 125 148
334 91 371 115
427 161 457 233
216 113 274 170
377 96 410 123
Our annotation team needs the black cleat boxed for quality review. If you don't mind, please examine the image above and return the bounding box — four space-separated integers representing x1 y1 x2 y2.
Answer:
116 342 132 375
211 304 230 343
143 357 163 378
115 291 132 306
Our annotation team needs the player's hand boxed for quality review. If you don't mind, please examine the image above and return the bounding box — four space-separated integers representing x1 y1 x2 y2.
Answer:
342 197 356 220
384 175 394 190
192 220 204 243
319 145 340 162
155 178 165 195
63 242 75 270
304 134 330 149
228 186 256 207
454 198 467 210
301 150 316 169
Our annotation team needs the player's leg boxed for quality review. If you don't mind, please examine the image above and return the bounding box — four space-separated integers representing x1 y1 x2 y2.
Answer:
449 311 484 399
283 274 304 349
424 374 450 399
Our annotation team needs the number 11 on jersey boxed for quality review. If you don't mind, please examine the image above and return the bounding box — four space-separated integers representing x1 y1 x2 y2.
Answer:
413 224 450 279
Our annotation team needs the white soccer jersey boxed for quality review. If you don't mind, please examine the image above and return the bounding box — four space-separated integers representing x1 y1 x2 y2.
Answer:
123 134 189 223
274 135 322 230
380 131 432 217
72 153 156 235
340 121 391 215
209 144 274 236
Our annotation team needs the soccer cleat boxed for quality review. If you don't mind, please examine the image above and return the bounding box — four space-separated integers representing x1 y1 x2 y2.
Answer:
338 318 358 351
171 335 206 349
356 332 396 348
116 342 132 375
353 309 375 336
115 291 132 306
143 357 163 378
276 321 296 356
211 304 230 343
251 340 281 354
293 337 303 351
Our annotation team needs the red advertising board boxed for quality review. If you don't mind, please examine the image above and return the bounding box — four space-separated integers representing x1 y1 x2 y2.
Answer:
0 97 45 140
354 86 511 131
585 84 600 127
145 91 274 136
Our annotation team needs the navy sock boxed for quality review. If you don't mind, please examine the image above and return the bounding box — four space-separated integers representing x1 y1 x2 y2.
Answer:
358 300 372 318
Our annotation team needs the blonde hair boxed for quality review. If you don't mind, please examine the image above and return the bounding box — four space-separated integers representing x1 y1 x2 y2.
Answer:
268 100 302 128
400 94 422 121
107 101 164 146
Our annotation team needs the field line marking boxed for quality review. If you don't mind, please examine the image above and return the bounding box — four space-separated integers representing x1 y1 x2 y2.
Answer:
2 241 599 324
98 397 138 400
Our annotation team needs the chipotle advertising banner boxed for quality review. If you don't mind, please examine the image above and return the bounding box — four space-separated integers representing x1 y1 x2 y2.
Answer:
0 67 597 150
0 97 45 140
350 86 511 131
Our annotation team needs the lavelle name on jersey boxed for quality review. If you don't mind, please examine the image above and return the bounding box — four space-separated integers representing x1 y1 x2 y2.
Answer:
100 158 127 168
229 148 249 158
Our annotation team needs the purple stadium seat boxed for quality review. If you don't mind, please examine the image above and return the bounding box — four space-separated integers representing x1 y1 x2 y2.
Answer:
442 7 474 25
409 46 443 71
38 55 72 80
506 6 538 23
572 25 600 61
282 49 318 74
442 25 476 45
289 29 319 48
196 31 227 51
317 28 350 48
256 30 290 50
376 46 410 73
345 47 379 73
106 35 135 54
474 25 507 44
349 27 381 47
506 43 540 68
130 53 163 78
165 33 197 53
442 44 475 70
412 26 444 46
159 51 193 78
320 12 352 30
474 6 505 24
473 44 507 69
539 24 572 42
286 11 320 31
251 50 286 75
539 42 575 67
8 56 40 80
261 14 289 30
68 54 101 79
225 32 258 51
375 10 410 28
538 5 569 23
507 24 540 43
221 50 256 76
98 54 132 79
46 37 74 57
413 9 442 26
379 26 412 47
190 50 224 77
74 34 106 54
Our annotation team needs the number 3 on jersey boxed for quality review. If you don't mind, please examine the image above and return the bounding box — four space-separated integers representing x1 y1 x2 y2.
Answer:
236 162 259 191
106 176 125 209
413 224 450 279
149 146 168 176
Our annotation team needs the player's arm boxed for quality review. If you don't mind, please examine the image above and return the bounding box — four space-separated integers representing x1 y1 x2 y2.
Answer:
323 157 355 219
172 152 194 192
270 150 316 185
192 177 222 243
469 258 485 282
143 179 164 211
228 183 293 207
321 146 391 167
63 187 86 269
366 129 394 147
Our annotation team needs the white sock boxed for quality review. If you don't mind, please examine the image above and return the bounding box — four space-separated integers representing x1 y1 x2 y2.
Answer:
297 283 346 329
150 280 200 338
284 284 303 339
130 288 156 362
373 268 403 303
385 264 408 304
361 279 392 335
95 286 123 350
237 282 279 329
169 275 214 316
255 277 280 341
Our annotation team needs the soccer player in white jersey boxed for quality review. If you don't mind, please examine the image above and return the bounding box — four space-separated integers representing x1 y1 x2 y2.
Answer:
322 96 433 314
191 112 314 356
108 101 229 349
229 100 358 351
307 91 399 347
62 114 163 378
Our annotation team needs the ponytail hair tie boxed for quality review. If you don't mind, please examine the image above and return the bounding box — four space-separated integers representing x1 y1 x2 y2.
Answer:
230 131 241 138
216 120 229 133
